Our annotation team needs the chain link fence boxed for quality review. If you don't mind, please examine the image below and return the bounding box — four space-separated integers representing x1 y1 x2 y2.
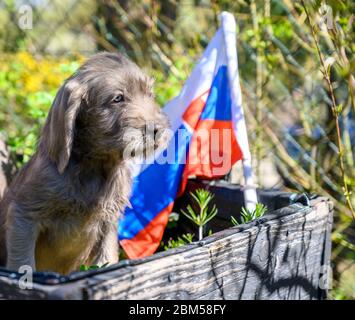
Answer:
0 0 354 298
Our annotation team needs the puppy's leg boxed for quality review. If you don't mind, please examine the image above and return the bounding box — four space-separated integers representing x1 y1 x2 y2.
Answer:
90 221 118 266
6 205 38 271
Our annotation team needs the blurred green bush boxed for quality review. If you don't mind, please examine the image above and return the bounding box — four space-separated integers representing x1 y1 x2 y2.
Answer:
0 53 83 166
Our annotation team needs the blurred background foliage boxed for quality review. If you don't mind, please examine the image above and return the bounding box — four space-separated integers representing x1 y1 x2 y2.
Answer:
0 0 354 299
0 52 83 164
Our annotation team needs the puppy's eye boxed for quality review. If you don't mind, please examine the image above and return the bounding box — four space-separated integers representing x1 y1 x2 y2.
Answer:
113 94 124 103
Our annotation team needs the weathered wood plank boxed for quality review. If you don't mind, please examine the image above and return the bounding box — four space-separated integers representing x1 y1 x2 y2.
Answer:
80 199 331 300
0 184 332 300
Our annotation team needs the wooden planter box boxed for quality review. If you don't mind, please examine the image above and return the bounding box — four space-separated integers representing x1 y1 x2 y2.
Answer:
0 180 333 300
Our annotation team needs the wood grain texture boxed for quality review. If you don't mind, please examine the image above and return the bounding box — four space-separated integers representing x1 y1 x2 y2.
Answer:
82 198 332 300
0 184 333 300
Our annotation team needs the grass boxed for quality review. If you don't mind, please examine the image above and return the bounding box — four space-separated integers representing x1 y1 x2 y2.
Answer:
231 203 268 226
161 233 195 251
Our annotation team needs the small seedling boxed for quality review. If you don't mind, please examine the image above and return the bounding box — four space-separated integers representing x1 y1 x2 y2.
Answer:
161 233 195 251
181 189 218 240
79 262 109 271
231 203 267 226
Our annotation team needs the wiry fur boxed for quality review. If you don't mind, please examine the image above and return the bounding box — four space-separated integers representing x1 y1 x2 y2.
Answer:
0 52 169 274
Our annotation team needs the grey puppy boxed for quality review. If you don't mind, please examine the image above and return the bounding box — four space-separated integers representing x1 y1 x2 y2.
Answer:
0 52 169 274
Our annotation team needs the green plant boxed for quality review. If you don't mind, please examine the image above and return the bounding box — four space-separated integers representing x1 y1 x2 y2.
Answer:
301 0 354 219
79 262 109 271
231 203 268 226
161 233 195 251
181 189 218 240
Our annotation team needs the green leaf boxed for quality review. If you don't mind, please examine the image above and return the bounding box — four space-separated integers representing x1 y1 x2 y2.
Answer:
180 189 218 239
181 208 197 223
337 104 343 114
231 216 239 226
79 265 88 271
232 203 267 226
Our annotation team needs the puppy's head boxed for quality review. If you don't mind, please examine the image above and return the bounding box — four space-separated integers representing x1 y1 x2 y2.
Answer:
42 52 170 173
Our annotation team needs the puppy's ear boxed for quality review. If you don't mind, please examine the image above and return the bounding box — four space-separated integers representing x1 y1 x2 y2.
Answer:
44 79 84 174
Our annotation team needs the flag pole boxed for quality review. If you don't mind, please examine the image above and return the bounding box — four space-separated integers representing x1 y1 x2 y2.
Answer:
221 12 258 210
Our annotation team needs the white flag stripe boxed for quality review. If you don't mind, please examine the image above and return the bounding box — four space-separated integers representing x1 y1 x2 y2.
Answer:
221 12 257 209
163 29 227 133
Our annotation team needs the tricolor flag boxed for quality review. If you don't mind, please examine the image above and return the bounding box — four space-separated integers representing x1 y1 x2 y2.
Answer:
119 12 257 259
